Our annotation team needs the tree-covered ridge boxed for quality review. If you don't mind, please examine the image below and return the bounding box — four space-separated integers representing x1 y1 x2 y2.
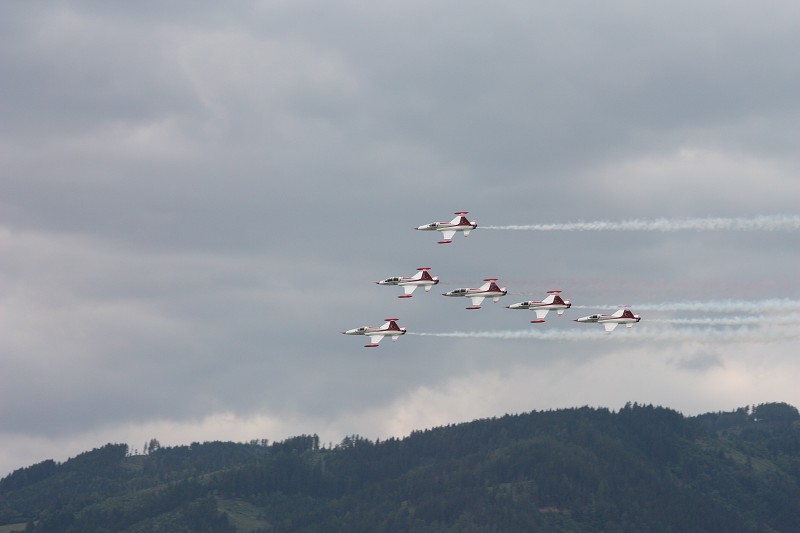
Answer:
1 402 799 532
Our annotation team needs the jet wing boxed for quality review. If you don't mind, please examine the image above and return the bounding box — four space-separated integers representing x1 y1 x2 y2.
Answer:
369 335 384 345
403 285 418 296
469 296 486 307
603 323 619 332
441 230 456 241
535 309 550 320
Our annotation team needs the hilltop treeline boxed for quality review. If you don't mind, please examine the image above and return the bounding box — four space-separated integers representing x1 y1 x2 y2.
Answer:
1 402 800 532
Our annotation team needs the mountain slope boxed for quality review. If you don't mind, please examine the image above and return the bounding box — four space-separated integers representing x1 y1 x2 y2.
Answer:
2 403 799 532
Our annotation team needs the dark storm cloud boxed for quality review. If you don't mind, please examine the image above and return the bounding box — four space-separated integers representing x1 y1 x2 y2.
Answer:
263 1 800 178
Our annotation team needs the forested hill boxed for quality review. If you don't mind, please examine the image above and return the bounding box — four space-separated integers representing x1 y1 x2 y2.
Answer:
2 403 800 532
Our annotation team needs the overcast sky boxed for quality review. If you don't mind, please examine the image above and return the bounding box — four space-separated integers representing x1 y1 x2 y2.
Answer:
2 0 799 476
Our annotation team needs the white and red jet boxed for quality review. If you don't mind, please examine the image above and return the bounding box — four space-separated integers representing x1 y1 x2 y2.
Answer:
376 267 439 298
415 211 477 244
506 290 571 323
342 318 407 347
443 278 507 309
574 307 641 332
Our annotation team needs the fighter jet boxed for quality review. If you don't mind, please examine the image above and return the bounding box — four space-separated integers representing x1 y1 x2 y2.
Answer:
342 318 407 347
506 290 571 323
415 211 477 244
574 307 641 332
376 267 439 298
443 278 507 309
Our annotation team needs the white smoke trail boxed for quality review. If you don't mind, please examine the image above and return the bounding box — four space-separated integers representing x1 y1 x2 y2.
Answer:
649 315 800 326
482 214 800 232
409 326 800 343
572 299 800 313
411 329 600 341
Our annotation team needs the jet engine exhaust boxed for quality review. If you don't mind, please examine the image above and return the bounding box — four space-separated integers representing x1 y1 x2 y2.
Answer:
482 214 800 232
409 326 800 343
571 299 800 313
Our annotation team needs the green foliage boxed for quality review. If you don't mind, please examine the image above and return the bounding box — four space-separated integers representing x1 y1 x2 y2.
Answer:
2 405 800 532
0 460 57 494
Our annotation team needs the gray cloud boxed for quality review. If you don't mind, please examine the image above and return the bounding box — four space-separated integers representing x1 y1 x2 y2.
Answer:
2 0 800 476
671 350 726 373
